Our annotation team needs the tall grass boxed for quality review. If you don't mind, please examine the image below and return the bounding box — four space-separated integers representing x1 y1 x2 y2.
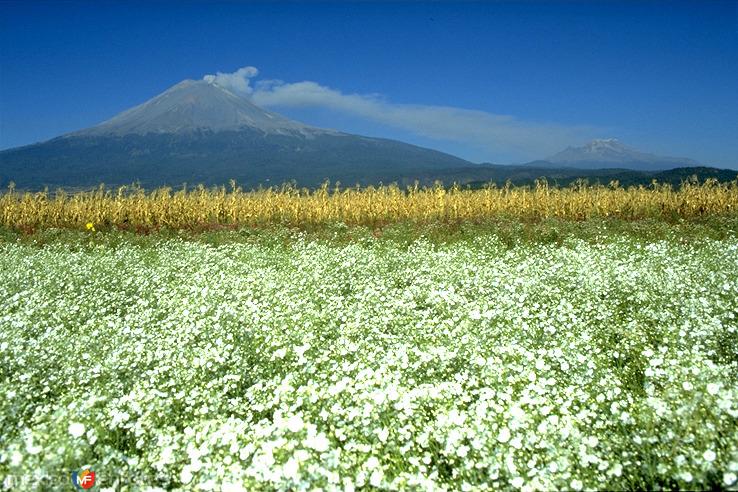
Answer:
1 179 737 231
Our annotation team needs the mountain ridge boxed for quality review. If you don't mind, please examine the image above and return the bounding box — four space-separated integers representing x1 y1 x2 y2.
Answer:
1 80 733 190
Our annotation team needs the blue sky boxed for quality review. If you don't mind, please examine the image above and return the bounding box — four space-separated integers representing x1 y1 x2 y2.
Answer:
1 1 737 167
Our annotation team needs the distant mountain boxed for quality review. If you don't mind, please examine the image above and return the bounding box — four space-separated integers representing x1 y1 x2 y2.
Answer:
532 138 700 171
0 79 471 189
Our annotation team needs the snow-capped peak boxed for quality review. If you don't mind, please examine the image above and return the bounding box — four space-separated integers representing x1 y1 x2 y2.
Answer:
586 138 622 150
71 79 336 137
545 138 699 170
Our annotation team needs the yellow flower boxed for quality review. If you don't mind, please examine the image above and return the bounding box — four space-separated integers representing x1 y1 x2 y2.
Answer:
86 222 96 232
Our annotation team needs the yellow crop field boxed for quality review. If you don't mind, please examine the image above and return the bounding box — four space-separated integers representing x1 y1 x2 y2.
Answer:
1 179 737 231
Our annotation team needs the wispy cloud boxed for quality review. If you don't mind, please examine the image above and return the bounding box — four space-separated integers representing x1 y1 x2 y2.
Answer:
204 66 598 161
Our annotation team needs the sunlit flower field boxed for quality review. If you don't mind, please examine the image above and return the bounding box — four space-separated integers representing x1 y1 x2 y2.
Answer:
1 232 737 490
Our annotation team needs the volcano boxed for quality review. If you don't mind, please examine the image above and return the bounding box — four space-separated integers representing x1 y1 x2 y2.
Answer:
0 79 472 189
533 138 700 171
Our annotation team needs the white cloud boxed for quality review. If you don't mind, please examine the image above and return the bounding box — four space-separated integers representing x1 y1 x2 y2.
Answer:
203 66 259 95
204 66 598 160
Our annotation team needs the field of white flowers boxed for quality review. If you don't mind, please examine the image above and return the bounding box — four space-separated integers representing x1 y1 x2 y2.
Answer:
1 232 737 491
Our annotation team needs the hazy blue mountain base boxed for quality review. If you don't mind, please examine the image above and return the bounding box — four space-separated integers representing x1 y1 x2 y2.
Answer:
0 130 473 190
1 133 735 191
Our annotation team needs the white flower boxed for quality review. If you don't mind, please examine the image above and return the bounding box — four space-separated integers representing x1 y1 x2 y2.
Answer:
724 472 737 486
343 477 355 492
111 409 130 426
159 446 175 465
3 227 738 490
25 436 42 455
286 414 304 433
369 469 383 487
68 422 86 438
497 427 511 443
294 343 310 357
449 409 465 426
180 466 193 484
376 427 389 443
10 451 22 467
283 457 300 481
305 433 330 452
222 483 247 492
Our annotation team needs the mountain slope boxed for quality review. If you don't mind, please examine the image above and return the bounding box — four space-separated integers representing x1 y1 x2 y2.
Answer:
0 79 471 189
535 138 699 171
70 80 324 137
